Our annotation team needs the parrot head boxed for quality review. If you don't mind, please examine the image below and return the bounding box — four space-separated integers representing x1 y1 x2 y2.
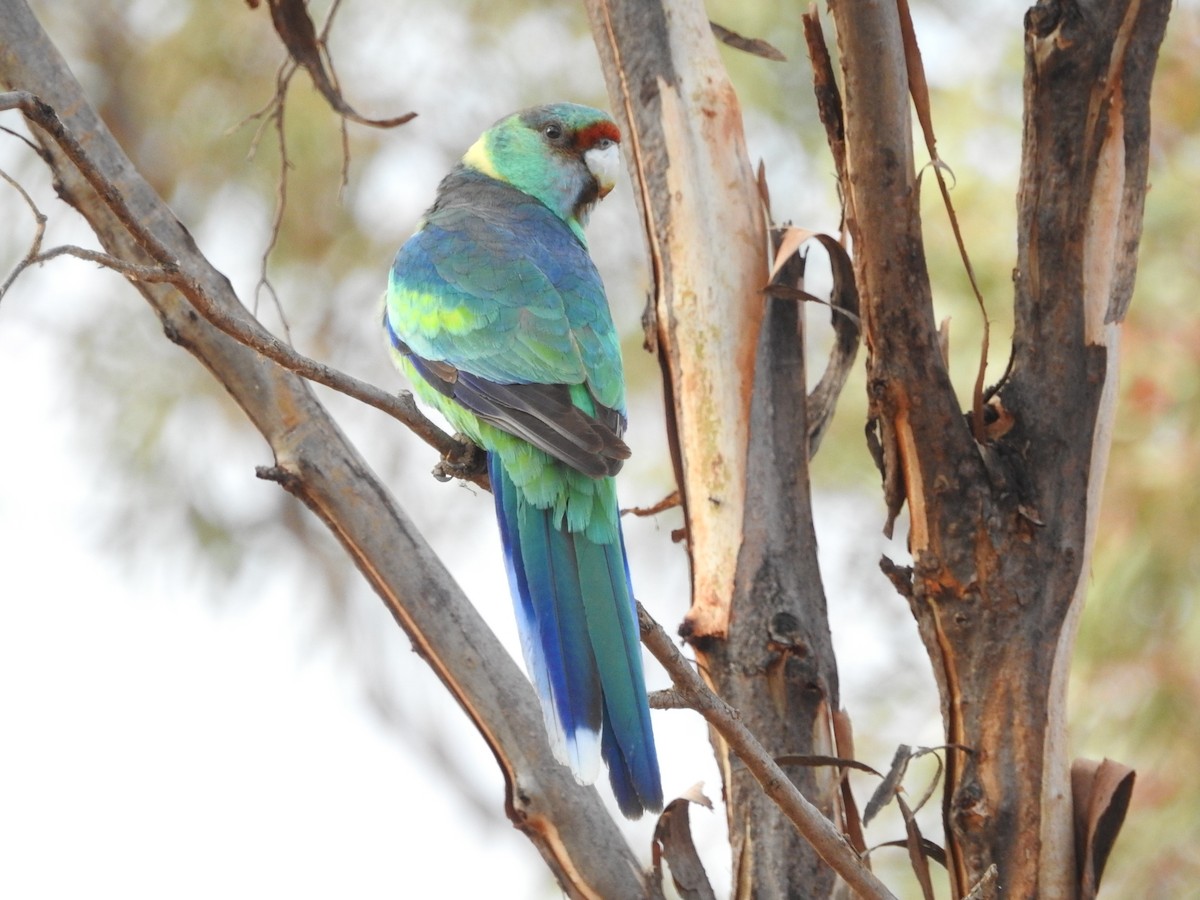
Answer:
462 102 622 234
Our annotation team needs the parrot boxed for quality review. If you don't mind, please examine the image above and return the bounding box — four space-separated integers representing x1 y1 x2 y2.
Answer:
383 103 663 819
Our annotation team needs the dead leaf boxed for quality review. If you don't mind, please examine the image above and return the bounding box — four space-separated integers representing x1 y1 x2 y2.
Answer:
834 710 870 858
1072 757 1136 899
897 794 936 900
262 0 415 129
863 744 911 826
710 21 786 61
652 786 717 900
775 753 883 778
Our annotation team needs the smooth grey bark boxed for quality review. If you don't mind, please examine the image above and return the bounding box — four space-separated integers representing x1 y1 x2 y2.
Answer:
0 3 647 896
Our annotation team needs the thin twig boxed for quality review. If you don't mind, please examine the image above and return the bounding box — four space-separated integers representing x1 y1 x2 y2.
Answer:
637 603 897 900
30 244 180 282
315 0 354 194
0 122 43 154
621 490 681 518
0 161 47 301
0 89 486 488
252 68 294 342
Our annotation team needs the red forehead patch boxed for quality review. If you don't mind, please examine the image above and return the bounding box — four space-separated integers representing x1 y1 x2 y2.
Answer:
576 120 621 148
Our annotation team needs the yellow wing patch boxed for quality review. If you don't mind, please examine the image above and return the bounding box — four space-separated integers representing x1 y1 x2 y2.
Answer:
391 287 477 337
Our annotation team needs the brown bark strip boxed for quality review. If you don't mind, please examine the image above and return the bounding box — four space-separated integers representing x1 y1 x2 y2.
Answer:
895 0 991 444
833 712 870 859
919 596 970 894
801 8 848 201
767 227 862 457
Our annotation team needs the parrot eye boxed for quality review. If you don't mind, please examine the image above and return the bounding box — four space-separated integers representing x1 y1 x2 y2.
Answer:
542 122 564 142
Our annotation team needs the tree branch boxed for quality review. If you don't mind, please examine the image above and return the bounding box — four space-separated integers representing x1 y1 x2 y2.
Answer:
0 3 638 894
0 88 486 486
638 605 895 900
826 1 1169 894
585 0 767 641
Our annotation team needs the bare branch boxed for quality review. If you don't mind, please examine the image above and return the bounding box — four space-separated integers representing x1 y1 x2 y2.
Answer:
0 161 47 300
1 4 636 891
251 68 294 341
638 604 896 900
621 490 681 518
0 88 486 486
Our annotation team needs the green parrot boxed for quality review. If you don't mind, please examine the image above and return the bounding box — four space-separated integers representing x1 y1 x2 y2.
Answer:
383 103 662 818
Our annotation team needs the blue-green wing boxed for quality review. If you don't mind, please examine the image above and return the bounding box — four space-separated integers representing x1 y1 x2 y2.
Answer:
386 171 625 411
385 170 627 476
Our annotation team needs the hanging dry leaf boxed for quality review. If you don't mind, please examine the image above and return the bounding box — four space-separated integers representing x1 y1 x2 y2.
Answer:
262 0 416 128
710 21 787 61
651 786 717 900
863 744 911 826
834 709 870 858
1072 757 1136 899
897 794 937 900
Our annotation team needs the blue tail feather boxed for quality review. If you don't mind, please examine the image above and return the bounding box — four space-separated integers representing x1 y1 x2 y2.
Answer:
488 454 662 818
575 536 662 817
491 454 602 779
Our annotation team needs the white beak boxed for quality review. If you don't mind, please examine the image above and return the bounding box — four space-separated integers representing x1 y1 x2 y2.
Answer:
584 142 620 198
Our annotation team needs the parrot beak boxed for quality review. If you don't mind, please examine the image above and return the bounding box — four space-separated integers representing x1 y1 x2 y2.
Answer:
584 142 620 199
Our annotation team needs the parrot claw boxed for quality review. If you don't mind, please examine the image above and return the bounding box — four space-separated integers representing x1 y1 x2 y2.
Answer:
432 435 487 483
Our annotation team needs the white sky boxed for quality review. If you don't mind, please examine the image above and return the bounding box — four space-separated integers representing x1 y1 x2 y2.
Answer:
0 305 558 898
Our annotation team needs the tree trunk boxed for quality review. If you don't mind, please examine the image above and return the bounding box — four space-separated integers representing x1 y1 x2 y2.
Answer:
586 2 846 894
828 0 1170 895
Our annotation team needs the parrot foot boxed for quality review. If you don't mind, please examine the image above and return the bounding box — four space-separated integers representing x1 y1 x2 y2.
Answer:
432 435 487 483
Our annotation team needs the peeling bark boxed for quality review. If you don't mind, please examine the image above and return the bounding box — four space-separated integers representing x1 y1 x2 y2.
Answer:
585 0 768 641
585 2 856 895
827 0 1170 895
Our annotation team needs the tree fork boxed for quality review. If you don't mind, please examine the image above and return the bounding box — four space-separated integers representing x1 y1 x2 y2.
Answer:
828 0 1170 895
585 0 864 895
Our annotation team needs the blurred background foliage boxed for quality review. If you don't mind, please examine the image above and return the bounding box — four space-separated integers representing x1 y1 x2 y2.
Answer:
2 0 1196 896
